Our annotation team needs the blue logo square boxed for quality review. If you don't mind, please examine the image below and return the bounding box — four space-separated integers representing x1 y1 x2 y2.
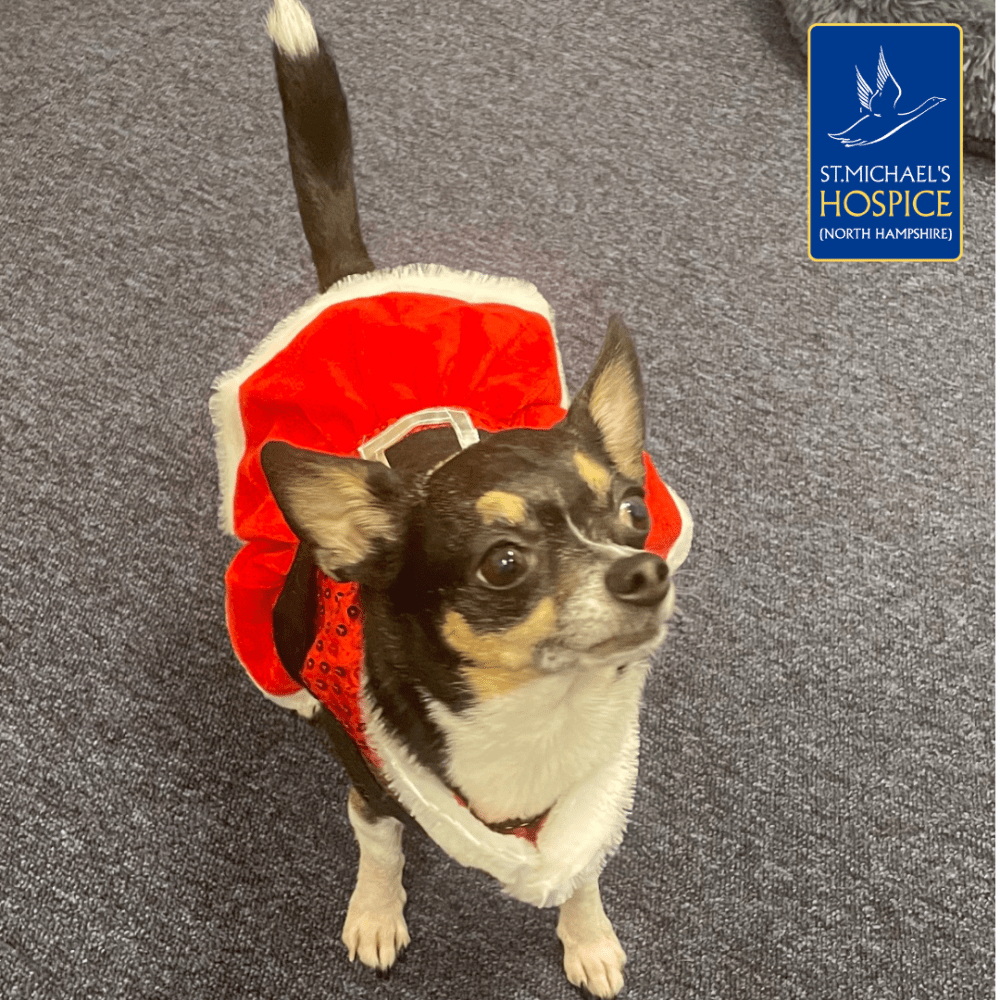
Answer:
809 24 963 261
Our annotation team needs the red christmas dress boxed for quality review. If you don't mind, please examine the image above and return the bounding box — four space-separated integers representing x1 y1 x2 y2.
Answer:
211 264 692 906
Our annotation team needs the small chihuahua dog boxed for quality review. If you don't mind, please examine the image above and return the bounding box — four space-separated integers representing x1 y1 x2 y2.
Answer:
216 1 691 996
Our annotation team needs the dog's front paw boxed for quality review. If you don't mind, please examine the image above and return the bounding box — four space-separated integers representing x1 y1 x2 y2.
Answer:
560 928 626 999
557 882 627 998
342 883 410 971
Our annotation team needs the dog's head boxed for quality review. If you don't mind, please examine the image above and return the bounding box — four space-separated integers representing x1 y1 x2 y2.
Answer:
261 316 674 703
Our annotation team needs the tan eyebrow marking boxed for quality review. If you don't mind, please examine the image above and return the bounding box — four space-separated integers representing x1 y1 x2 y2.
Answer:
573 451 612 500
475 490 528 526
442 597 557 700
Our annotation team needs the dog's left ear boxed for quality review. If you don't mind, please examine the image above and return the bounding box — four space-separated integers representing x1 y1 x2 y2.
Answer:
566 315 646 481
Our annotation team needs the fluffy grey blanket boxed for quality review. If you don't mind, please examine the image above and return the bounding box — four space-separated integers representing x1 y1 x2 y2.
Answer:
779 0 995 156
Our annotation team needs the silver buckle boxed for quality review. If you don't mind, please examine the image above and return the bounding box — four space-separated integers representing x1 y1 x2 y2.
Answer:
358 407 480 467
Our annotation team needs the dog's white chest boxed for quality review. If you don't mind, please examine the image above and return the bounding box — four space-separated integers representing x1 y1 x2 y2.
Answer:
428 660 649 825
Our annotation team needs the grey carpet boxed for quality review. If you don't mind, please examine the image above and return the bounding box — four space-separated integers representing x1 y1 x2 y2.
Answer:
1 1 993 998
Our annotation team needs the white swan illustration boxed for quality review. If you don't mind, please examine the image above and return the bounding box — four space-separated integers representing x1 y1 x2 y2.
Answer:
828 47 945 148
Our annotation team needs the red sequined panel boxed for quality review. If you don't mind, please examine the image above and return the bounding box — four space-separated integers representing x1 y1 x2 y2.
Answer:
299 571 382 771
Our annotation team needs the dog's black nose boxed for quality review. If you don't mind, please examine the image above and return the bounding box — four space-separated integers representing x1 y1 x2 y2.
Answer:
605 552 670 606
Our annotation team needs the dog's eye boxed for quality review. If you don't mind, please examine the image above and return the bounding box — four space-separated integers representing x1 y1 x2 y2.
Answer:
477 544 529 589
618 495 650 532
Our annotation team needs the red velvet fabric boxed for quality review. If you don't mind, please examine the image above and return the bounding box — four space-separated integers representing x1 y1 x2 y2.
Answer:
223 289 685 706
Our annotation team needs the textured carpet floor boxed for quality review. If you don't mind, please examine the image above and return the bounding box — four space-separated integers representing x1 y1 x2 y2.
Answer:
1 1 993 998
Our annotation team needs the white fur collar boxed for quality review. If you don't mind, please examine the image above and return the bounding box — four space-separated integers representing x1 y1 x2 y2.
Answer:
362 662 648 909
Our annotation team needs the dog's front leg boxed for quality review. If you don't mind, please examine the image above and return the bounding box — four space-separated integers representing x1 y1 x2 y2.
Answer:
342 787 410 970
557 879 627 998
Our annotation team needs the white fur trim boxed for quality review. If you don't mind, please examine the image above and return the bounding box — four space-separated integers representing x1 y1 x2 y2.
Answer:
261 686 321 717
266 0 319 57
362 674 643 909
664 482 694 573
210 264 567 537
222 588 320 714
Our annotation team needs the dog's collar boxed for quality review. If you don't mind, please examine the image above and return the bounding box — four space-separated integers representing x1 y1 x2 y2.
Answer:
450 786 552 844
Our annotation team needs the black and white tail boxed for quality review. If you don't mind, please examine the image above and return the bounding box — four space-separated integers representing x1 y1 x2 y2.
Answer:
266 0 374 291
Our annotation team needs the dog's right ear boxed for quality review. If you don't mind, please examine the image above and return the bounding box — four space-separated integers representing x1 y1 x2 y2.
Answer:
261 440 406 585
565 315 646 482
